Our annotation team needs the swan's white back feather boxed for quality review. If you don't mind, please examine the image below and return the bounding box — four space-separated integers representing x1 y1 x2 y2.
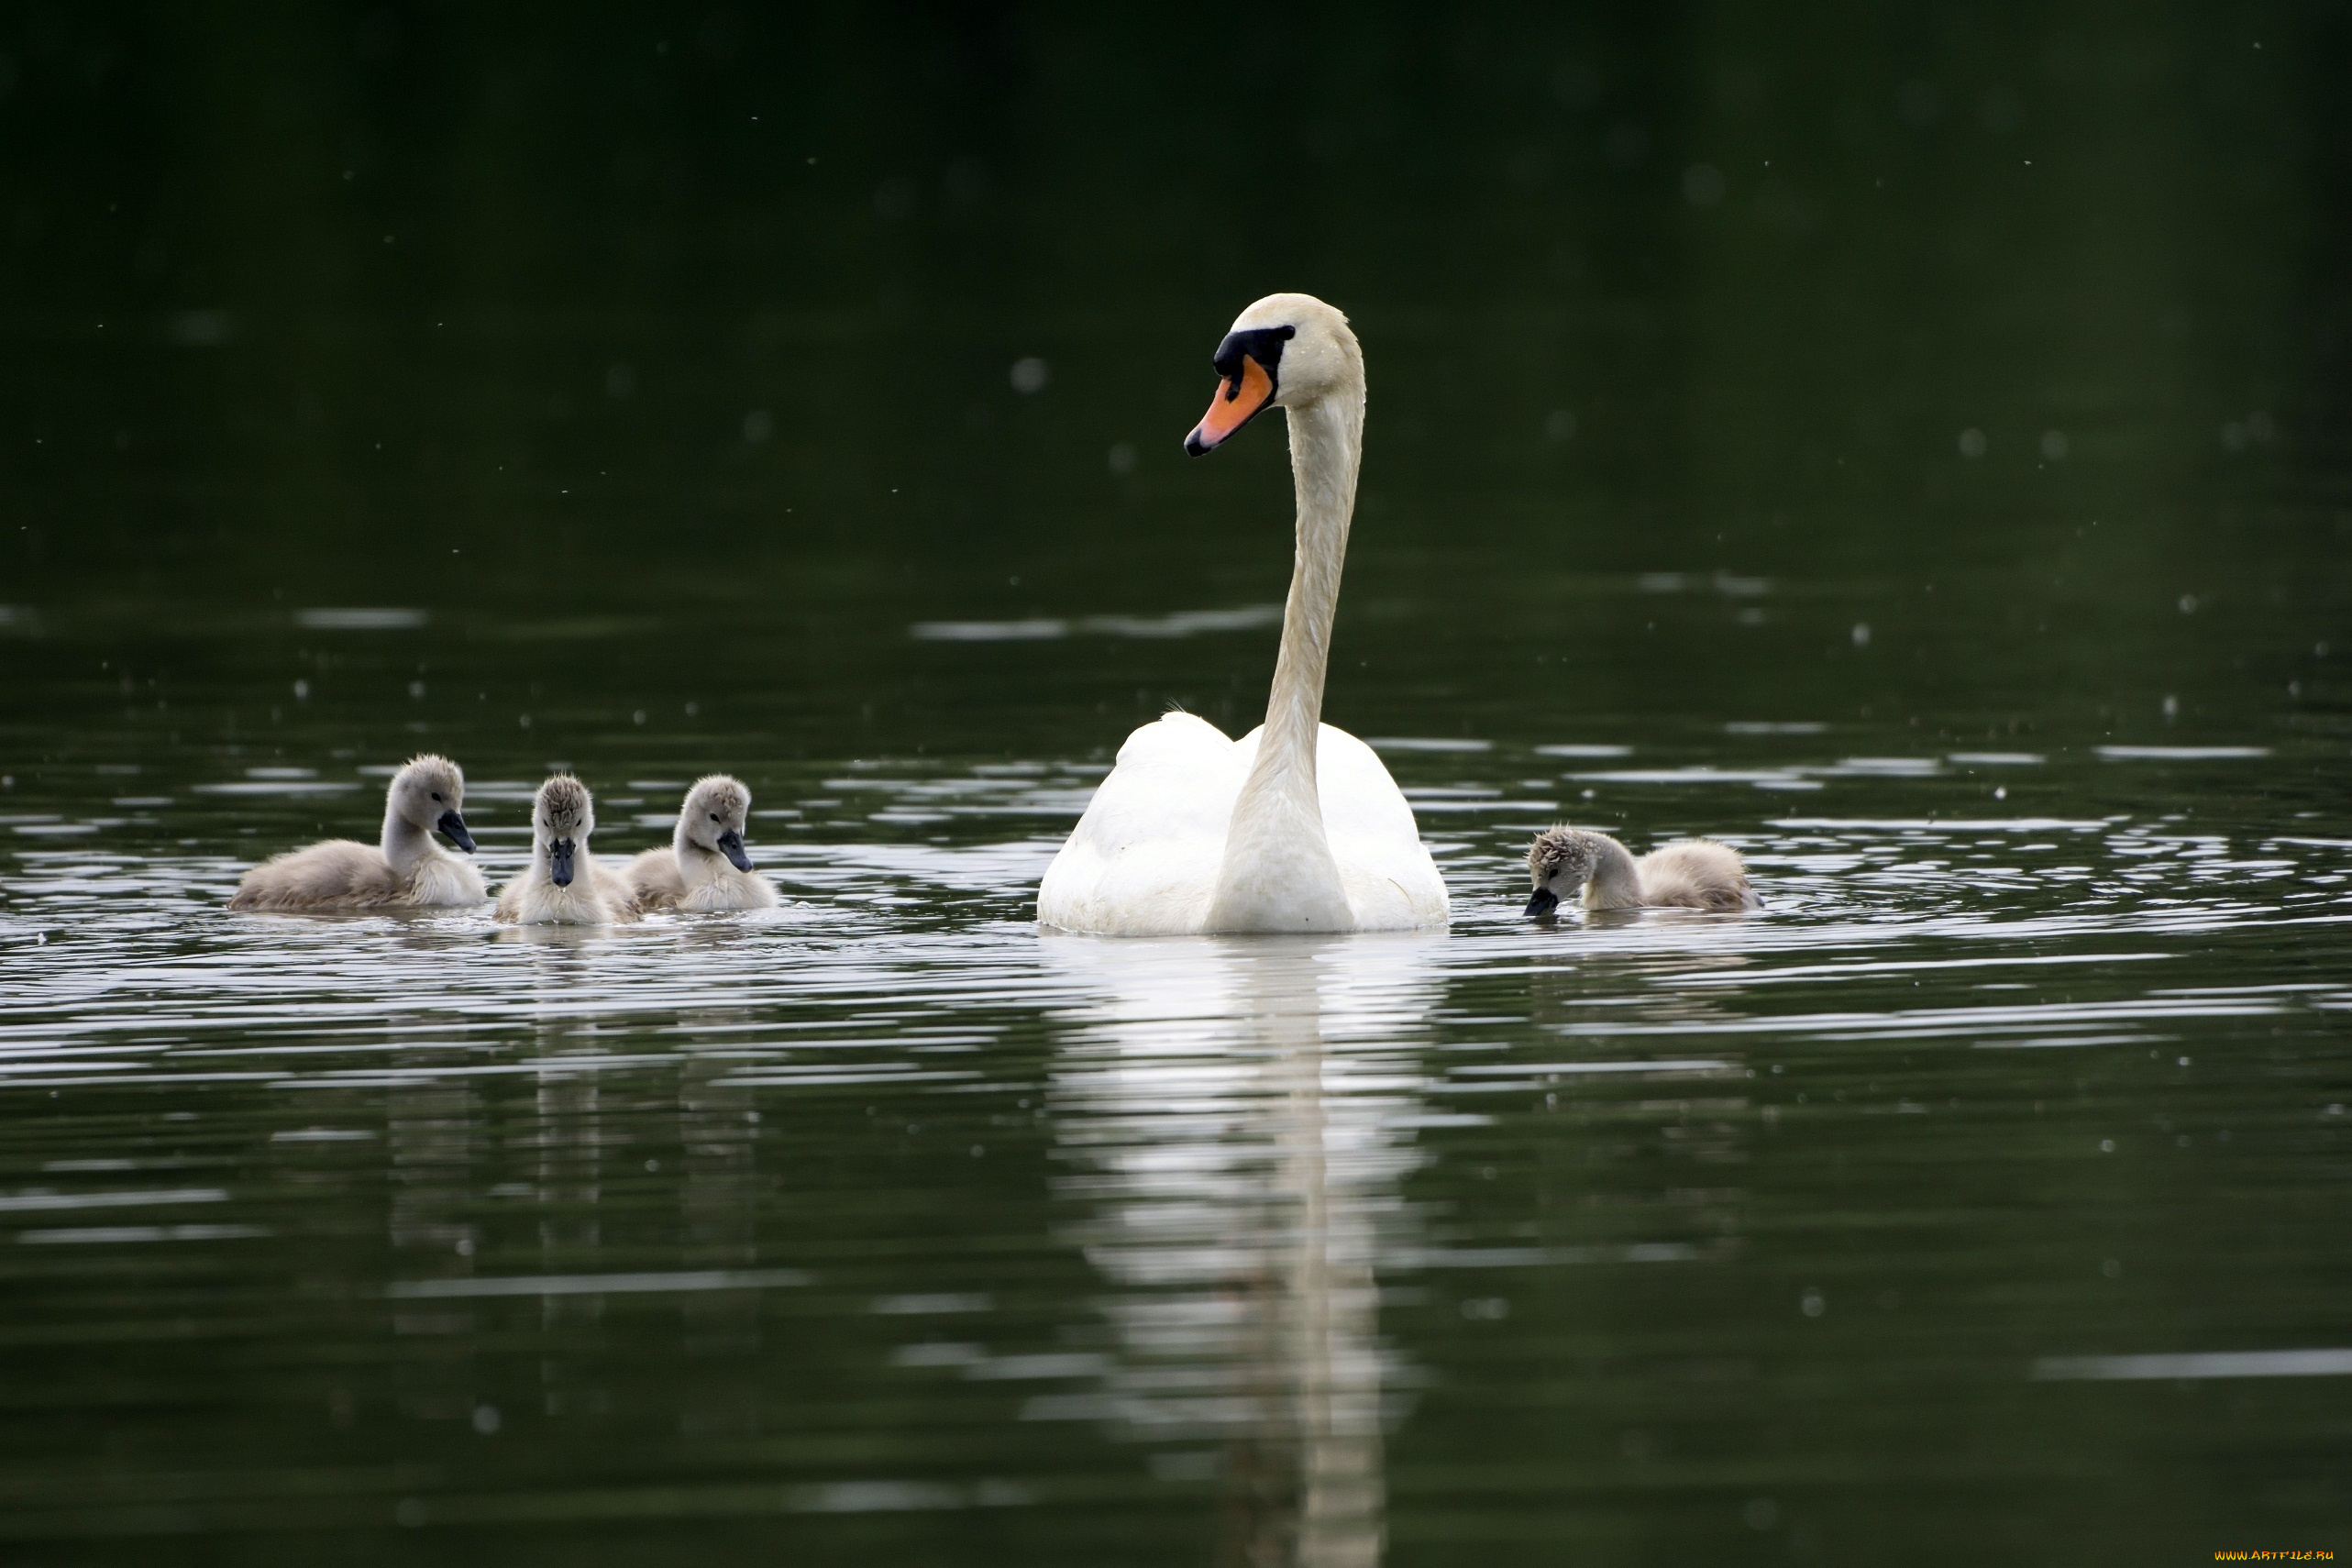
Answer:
1037 712 1448 936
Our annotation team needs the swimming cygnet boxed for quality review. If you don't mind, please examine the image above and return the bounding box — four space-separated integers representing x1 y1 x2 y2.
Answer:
495 775 642 925
1524 826 1760 916
624 774 778 913
228 753 485 911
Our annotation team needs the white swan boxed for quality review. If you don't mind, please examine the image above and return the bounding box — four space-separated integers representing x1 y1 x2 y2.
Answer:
1524 827 1761 915
1037 293 1448 935
495 776 641 925
228 753 485 911
624 775 778 913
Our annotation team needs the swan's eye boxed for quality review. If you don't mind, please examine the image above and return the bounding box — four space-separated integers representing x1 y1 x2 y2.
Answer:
431 792 444 803
709 812 721 822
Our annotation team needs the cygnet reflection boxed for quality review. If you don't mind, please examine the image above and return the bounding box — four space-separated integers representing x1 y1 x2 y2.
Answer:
1039 932 1443 1568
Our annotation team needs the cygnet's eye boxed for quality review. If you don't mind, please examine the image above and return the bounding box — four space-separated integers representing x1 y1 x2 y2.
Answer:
431 792 444 803
709 812 721 823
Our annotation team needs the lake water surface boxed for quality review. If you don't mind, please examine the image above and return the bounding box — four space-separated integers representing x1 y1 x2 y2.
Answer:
5 581 2347 1562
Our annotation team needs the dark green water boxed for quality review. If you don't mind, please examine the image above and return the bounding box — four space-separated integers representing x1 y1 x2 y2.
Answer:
3 7 2350 1562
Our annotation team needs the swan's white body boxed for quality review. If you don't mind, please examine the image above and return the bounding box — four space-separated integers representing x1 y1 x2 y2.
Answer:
1039 712 1441 935
1036 293 1448 936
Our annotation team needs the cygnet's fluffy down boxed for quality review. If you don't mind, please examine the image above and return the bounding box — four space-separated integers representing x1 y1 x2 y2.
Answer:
495 776 641 925
1525 826 1760 915
624 774 777 913
229 754 485 911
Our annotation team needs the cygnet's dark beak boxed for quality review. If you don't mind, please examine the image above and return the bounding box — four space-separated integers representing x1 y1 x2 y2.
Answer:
1523 887 1561 918
716 829 753 873
436 810 477 854
549 838 577 887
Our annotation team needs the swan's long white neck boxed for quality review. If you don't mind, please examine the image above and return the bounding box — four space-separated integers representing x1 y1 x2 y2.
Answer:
1585 835 1645 910
381 804 436 875
672 824 730 888
1263 394 1362 782
1207 386 1364 932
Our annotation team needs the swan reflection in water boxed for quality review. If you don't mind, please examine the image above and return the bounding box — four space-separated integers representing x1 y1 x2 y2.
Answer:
1039 932 1444 1567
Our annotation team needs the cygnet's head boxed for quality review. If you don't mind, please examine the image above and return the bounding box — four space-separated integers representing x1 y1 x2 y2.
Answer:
678 774 754 871
389 754 475 853
531 775 594 887
1183 292 1363 457
1525 827 1602 917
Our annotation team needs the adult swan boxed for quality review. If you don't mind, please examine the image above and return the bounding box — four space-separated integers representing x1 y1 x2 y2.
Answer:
1036 293 1450 936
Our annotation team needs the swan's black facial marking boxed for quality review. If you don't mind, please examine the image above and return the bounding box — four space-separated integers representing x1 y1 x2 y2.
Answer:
1185 324 1296 458
1211 325 1295 399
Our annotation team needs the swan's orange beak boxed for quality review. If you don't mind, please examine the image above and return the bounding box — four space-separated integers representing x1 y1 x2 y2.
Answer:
1184 354 1275 457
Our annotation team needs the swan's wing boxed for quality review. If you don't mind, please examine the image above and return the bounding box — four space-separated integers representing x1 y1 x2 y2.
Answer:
624 847 685 909
228 840 390 910
1635 839 1753 911
1037 712 1242 935
1313 725 1451 930
400 849 487 907
587 856 644 922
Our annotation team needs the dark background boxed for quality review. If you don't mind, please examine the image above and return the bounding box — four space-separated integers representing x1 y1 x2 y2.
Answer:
3 3 2346 765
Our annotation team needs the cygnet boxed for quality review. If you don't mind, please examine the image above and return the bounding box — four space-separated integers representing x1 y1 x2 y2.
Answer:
1525 826 1760 916
624 774 777 913
228 754 485 911
495 775 641 925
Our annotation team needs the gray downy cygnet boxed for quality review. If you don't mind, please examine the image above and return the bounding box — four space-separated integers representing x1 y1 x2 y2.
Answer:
228 753 485 911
